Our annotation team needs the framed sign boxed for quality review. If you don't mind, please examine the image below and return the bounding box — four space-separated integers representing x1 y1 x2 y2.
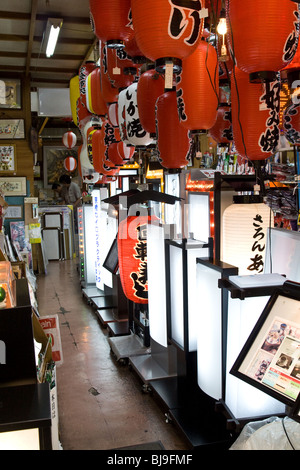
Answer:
0 119 25 139
6 205 23 219
43 146 78 188
0 78 21 109
230 281 300 408
0 144 16 172
0 177 26 196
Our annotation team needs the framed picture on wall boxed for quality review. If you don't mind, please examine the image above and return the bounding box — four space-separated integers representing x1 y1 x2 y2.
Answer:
0 119 25 139
43 146 78 188
0 144 16 172
0 177 26 196
0 78 21 109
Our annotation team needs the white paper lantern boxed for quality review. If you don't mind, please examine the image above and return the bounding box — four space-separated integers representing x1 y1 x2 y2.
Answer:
125 83 154 147
222 200 273 275
118 88 131 145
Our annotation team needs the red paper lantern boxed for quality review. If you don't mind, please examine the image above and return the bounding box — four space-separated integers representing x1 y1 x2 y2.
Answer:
64 156 77 172
131 0 206 72
99 41 119 104
62 131 77 149
137 68 165 136
89 0 133 48
156 89 191 169
118 215 156 304
231 67 280 161
209 87 233 144
106 46 139 90
176 40 219 131
108 142 124 166
226 0 299 82
86 67 108 117
124 35 146 64
92 120 120 175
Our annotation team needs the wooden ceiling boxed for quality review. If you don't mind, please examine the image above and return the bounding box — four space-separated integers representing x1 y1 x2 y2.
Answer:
0 0 97 90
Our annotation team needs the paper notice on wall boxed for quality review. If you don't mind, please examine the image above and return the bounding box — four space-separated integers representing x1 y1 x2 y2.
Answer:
39 315 63 366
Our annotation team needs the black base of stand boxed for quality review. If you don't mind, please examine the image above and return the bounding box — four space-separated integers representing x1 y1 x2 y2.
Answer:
149 377 234 449
107 321 130 337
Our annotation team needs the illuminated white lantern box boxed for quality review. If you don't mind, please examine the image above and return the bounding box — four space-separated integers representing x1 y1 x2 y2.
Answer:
222 196 273 276
221 273 286 421
0 383 52 450
167 239 212 354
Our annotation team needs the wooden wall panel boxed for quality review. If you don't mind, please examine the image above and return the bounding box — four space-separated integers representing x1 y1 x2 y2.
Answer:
0 73 34 195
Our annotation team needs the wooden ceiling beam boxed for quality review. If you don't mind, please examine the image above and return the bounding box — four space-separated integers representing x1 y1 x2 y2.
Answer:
0 11 90 25
0 34 93 45
26 0 39 76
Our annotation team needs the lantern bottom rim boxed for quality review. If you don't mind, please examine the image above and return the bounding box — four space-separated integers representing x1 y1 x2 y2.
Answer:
233 195 263 204
249 71 277 83
106 40 125 49
155 58 182 74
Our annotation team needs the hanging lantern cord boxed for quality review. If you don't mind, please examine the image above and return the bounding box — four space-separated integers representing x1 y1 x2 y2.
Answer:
253 160 266 197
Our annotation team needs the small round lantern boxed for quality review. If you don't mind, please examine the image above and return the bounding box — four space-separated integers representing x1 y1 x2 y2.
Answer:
156 89 191 169
226 0 299 82
64 156 77 172
62 131 77 149
131 0 206 72
118 215 157 304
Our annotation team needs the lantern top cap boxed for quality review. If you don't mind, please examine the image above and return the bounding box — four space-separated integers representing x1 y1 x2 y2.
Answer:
103 189 182 208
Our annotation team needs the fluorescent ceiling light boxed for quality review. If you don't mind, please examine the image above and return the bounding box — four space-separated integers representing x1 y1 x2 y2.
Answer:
45 19 63 58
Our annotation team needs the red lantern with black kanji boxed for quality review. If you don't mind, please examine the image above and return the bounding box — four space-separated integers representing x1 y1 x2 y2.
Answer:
209 87 233 144
99 41 119 104
131 0 206 72
64 156 77 172
62 131 77 149
231 67 280 161
226 0 299 82
137 68 165 136
92 120 120 175
177 40 219 132
106 46 139 90
156 89 191 169
89 0 133 48
86 67 108 117
118 215 155 304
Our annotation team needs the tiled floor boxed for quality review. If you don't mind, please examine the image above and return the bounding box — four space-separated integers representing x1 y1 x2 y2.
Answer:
36 259 188 451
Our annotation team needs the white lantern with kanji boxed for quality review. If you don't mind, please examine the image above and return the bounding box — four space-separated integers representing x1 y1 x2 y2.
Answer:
222 199 273 275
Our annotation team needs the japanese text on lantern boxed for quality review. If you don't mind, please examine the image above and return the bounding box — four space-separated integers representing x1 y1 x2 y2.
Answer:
130 223 148 300
247 213 266 273
168 0 203 45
